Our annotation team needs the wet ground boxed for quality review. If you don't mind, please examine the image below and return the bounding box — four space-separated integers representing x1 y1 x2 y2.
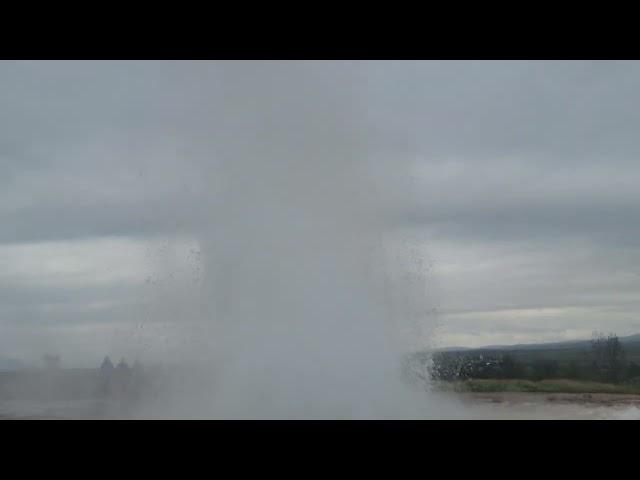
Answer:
3 392 640 419
0 399 137 419
455 392 640 419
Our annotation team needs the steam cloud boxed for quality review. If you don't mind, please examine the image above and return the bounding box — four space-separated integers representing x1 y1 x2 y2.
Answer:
137 62 440 418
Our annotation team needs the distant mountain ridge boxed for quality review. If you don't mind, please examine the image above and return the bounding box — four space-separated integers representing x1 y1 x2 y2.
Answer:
0 357 25 371
439 333 640 353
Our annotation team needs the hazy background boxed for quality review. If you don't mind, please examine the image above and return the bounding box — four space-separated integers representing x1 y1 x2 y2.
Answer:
1 60 640 368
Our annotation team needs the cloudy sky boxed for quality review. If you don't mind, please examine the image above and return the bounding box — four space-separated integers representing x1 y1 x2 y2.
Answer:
2 60 640 365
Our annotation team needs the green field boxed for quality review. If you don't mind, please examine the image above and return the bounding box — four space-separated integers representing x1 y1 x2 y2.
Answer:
443 378 640 395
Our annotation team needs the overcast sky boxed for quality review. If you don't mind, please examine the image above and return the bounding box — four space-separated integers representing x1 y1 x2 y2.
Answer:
2 60 640 365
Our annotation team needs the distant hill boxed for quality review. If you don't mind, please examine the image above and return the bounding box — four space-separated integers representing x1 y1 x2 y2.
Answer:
440 333 640 353
476 339 591 351
0 357 26 371
434 346 472 352
430 333 640 367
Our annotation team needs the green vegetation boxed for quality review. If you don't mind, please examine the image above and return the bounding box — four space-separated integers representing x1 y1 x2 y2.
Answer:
404 332 640 394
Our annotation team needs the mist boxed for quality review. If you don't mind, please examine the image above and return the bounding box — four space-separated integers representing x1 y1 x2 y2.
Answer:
6 60 640 419
106 61 440 418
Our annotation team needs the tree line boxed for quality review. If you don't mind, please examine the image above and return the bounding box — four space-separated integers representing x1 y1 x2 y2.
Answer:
418 332 640 385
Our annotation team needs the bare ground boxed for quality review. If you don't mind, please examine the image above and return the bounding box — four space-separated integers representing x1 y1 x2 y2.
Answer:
454 391 640 419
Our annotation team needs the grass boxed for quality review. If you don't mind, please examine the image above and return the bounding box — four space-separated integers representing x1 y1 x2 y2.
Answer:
441 378 640 395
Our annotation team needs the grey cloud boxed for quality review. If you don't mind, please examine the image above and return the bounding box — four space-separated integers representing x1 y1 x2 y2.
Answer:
2 60 640 361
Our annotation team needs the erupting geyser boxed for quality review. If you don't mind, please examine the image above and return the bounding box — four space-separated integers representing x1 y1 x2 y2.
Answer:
141 62 442 418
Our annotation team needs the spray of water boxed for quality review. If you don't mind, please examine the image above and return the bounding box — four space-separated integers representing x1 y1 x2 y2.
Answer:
135 62 449 419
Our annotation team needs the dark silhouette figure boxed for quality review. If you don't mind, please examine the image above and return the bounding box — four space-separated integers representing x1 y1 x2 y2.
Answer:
98 356 115 396
101 356 114 372
113 358 132 396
